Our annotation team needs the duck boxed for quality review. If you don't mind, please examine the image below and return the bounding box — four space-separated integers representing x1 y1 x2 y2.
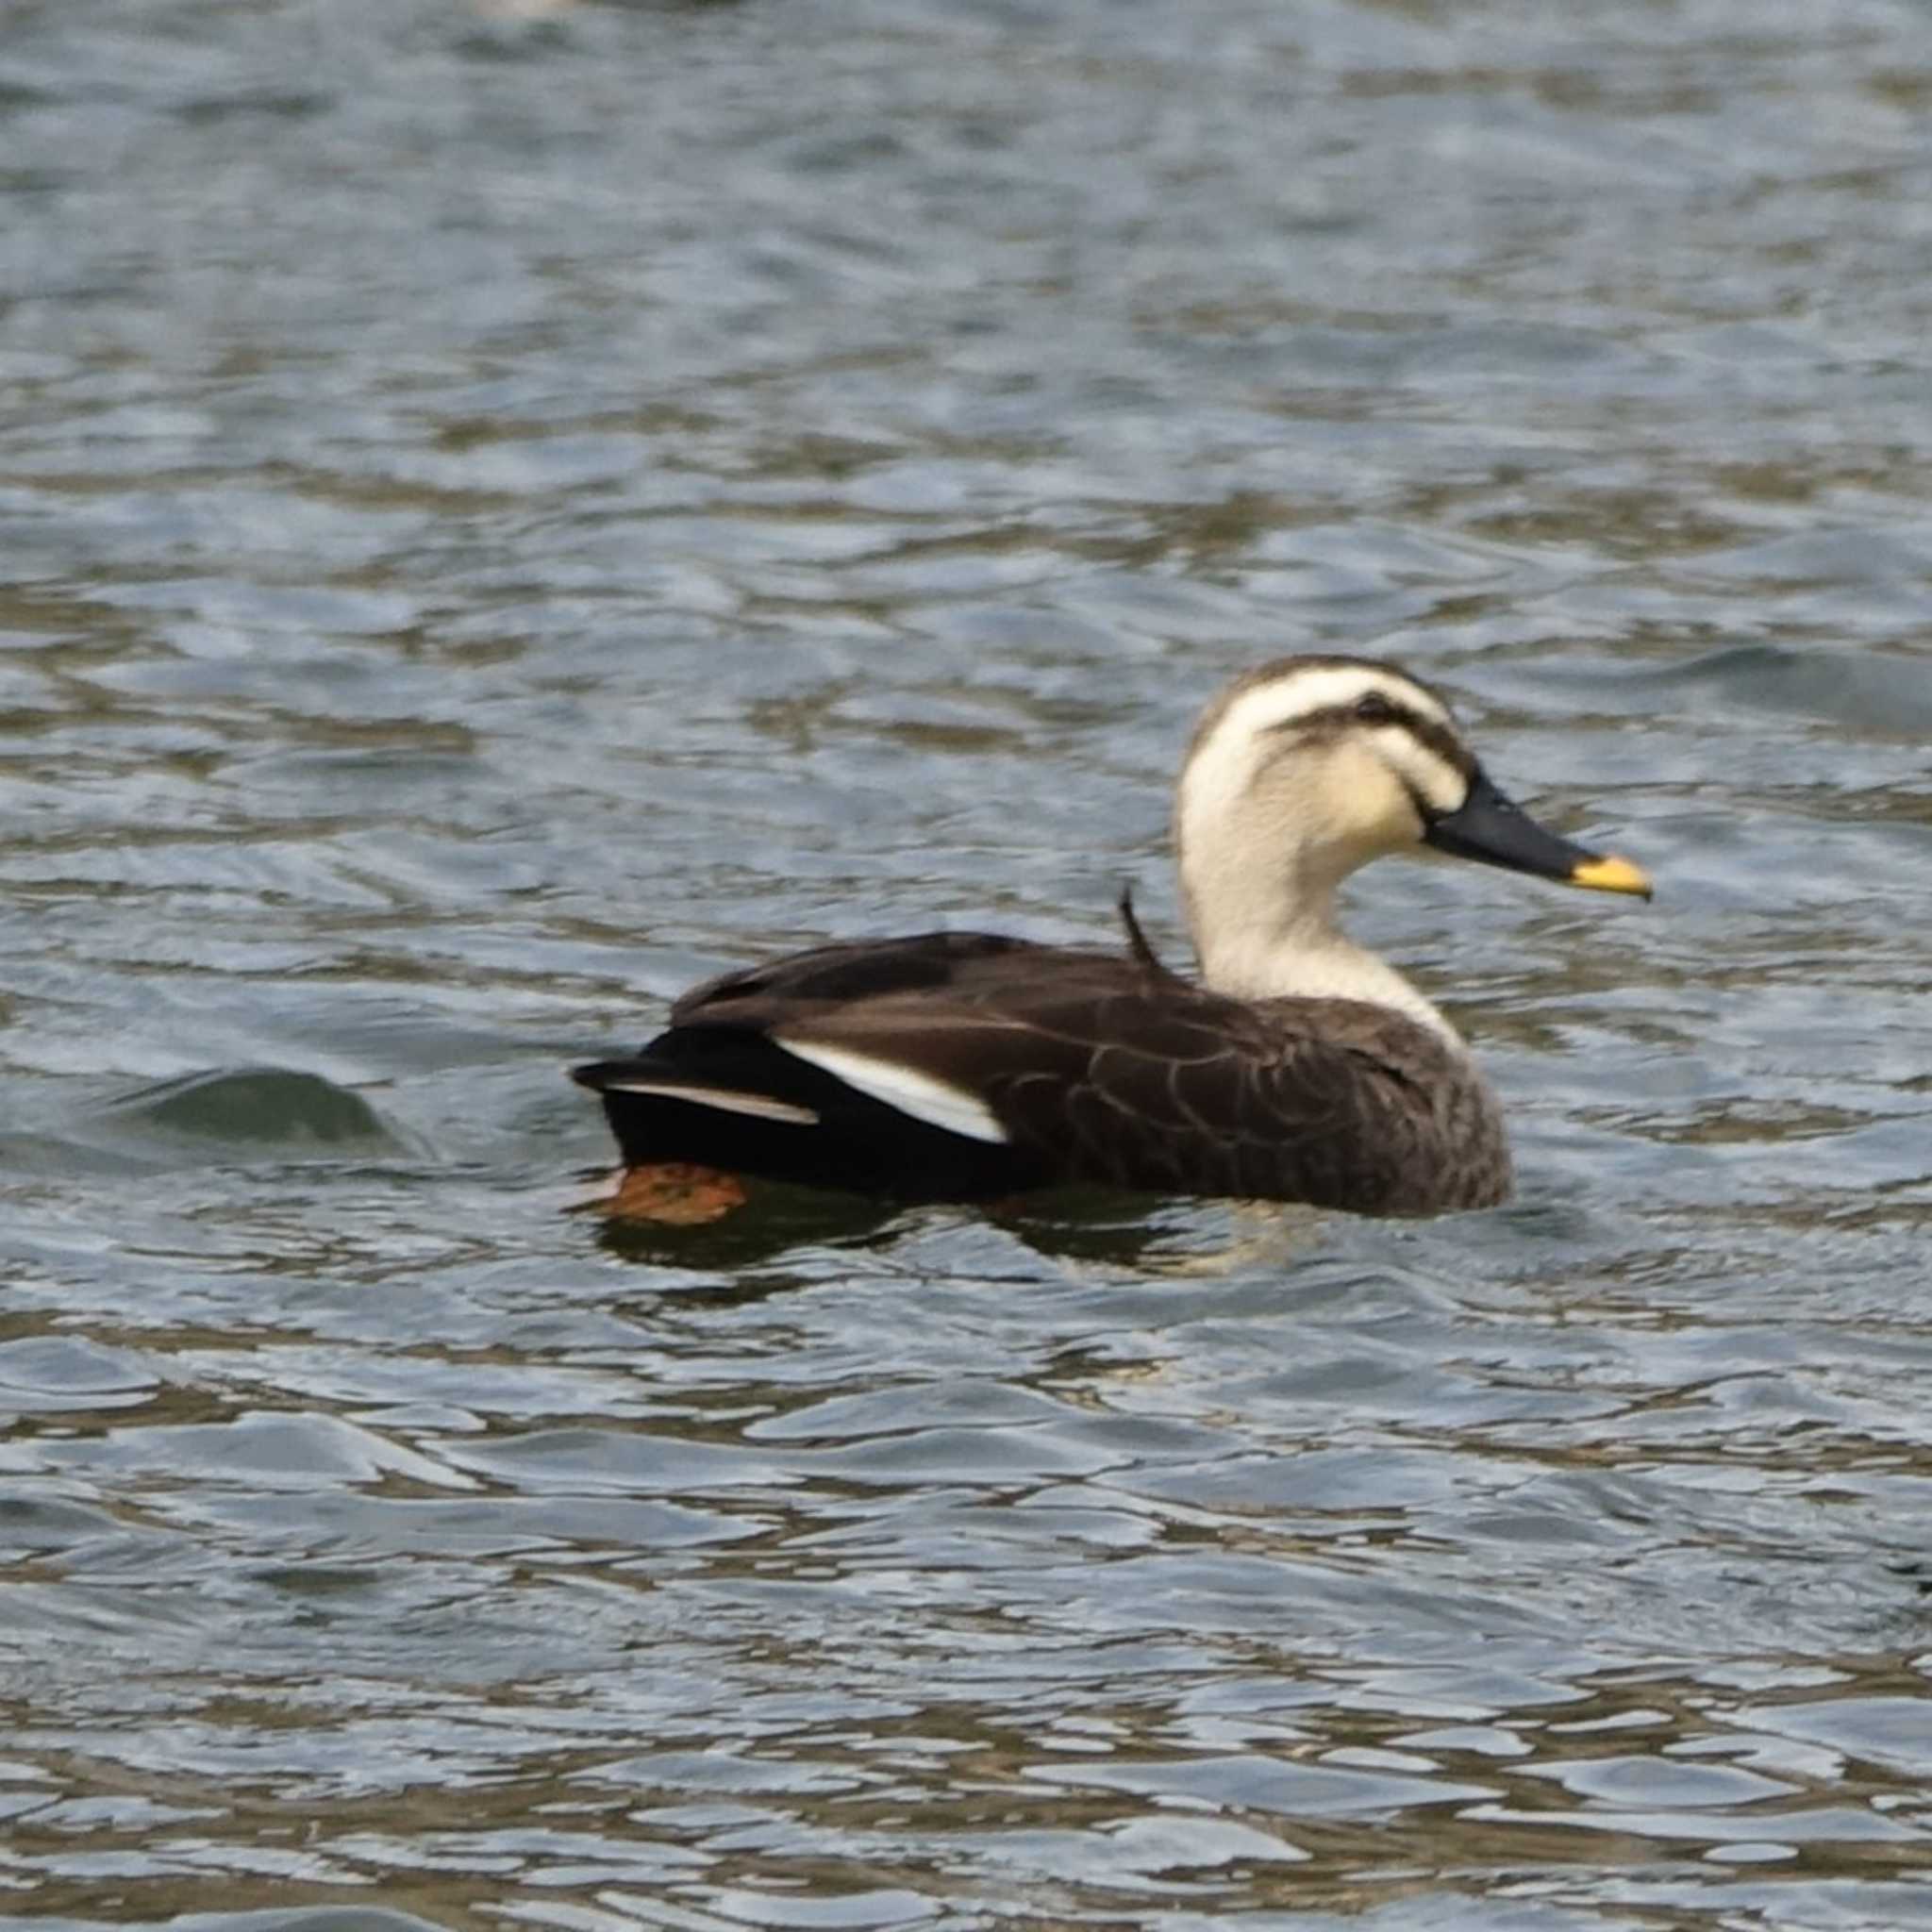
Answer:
572 656 1649 1217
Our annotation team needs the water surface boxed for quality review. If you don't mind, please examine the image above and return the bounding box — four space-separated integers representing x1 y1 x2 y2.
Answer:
4 2 1932 1928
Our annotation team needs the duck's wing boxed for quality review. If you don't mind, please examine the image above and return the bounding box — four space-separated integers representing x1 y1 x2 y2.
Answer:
579 933 1495 1210
576 934 1075 1197
750 971 1487 1209
669 930 1041 1027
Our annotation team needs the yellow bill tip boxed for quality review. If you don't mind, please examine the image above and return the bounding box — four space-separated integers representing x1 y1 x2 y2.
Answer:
1568 852 1652 899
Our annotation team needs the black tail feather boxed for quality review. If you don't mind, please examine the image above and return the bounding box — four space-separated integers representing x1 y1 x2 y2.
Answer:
571 1035 1038 1200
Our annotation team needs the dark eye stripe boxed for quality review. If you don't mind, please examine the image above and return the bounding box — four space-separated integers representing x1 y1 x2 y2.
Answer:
1267 699 1475 778
1403 713 1478 781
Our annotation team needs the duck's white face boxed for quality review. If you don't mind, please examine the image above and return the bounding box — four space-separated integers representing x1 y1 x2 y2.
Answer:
1177 658 1474 894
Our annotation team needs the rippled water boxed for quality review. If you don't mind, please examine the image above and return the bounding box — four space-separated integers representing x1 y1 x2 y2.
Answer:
4 1 1932 1927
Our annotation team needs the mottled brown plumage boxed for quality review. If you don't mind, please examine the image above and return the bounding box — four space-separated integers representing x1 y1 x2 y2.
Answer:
658 929 1506 1209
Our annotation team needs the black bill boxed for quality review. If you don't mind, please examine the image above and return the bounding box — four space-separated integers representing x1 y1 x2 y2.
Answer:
1423 767 1652 897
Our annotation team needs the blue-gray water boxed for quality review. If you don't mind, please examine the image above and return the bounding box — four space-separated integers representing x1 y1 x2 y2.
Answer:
4 3 1932 1928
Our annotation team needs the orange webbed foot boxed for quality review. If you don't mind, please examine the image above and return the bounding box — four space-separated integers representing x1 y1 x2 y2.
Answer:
601 1162 749 1225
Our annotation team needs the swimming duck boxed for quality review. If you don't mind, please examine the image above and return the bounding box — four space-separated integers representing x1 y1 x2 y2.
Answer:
573 656 1648 1216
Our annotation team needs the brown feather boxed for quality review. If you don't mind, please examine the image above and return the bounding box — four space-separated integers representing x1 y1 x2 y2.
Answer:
602 934 1511 1213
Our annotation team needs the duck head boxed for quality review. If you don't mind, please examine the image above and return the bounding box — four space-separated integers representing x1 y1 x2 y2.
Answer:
1174 655 1649 1006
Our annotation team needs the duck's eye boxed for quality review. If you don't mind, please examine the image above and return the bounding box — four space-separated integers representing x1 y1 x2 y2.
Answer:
1354 691 1398 724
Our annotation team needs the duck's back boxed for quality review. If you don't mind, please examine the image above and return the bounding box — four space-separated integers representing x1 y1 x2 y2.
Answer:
574 932 1511 1213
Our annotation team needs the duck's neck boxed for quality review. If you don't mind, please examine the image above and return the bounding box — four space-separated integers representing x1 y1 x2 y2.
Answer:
1187 877 1461 1045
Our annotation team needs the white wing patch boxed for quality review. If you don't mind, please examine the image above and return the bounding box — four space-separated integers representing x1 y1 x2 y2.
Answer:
596 1079 820 1126
773 1038 1009 1144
